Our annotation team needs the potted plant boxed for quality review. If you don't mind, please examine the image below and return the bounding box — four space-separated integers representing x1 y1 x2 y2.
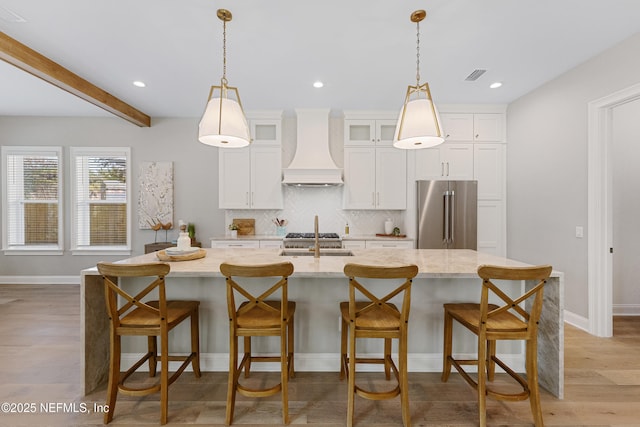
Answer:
228 223 239 238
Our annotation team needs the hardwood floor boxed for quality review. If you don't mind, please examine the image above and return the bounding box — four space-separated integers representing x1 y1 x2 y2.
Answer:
1 284 639 426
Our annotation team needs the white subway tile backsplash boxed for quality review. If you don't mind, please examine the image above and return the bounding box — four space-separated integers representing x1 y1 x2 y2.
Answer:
225 186 405 236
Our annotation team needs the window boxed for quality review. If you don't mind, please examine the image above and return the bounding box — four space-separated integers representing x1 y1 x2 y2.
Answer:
1 146 63 254
71 147 131 254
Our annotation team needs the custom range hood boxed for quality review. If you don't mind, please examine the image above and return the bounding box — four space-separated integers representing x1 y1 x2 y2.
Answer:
282 109 343 186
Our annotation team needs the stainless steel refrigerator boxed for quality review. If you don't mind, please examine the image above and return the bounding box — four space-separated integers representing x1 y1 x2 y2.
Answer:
417 180 477 249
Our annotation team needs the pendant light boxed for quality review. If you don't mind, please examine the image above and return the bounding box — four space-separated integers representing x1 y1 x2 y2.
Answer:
393 10 444 150
198 9 250 148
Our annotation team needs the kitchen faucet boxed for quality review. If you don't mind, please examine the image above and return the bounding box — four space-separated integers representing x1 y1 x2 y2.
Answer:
314 215 320 258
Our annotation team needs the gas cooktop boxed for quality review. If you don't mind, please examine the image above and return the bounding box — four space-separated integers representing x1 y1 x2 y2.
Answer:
285 233 340 239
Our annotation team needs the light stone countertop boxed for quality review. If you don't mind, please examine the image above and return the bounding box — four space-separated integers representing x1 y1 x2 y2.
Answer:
82 248 552 279
341 234 413 241
210 234 283 241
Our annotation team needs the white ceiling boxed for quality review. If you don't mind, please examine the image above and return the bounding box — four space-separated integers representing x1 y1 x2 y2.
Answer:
1 0 640 120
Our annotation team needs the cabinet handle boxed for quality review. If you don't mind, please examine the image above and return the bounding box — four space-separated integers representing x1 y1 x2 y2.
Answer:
376 192 380 206
446 162 450 176
441 162 445 176
246 192 249 206
251 192 254 206
475 134 479 139
446 134 450 138
372 192 375 206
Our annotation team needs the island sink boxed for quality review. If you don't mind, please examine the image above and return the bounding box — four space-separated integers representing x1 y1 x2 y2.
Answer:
279 249 354 257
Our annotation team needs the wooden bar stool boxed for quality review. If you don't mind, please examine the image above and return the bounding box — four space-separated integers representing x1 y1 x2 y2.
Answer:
97 262 201 425
340 263 418 427
441 264 553 427
221 261 295 425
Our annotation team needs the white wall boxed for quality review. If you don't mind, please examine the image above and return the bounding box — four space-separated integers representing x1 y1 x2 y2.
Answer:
0 116 225 276
507 32 640 318
612 99 640 313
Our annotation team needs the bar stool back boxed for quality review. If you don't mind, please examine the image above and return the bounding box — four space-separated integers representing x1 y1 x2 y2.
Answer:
340 263 419 427
97 262 201 425
221 261 295 425
441 264 553 427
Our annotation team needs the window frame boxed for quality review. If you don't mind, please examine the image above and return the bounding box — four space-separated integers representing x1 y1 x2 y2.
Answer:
1 146 64 255
70 146 131 256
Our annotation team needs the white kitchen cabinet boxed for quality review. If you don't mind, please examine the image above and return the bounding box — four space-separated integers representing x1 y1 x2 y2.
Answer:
344 119 397 146
218 116 283 209
211 240 260 249
343 146 406 210
415 143 474 180
441 113 503 142
473 114 503 142
477 200 504 256
259 240 283 249
365 240 414 249
342 240 366 249
474 143 505 200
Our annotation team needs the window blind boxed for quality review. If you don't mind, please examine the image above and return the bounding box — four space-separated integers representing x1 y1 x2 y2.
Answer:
2 147 62 249
72 148 129 249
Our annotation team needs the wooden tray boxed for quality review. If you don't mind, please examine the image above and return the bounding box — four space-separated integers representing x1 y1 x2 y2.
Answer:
156 248 206 262
232 218 255 235
375 233 407 238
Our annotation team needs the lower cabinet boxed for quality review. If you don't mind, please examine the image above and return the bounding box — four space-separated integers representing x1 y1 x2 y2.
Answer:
211 239 283 249
259 240 283 249
477 201 504 256
365 240 414 249
343 240 413 249
342 240 366 249
210 240 260 249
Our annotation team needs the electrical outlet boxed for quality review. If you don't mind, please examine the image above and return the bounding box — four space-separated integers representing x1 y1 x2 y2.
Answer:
575 226 584 238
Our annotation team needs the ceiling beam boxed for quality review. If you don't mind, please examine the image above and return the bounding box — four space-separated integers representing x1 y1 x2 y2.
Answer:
0 31 150 127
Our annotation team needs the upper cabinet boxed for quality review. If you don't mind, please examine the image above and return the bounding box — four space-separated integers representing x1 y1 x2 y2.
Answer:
344 119 397 146
343 113 406 210
441 113 504 142
218 112 283 209
415 143 474 181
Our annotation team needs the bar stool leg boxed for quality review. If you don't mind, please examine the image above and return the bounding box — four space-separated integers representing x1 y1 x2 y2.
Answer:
384 338 392 380
281 326 290 424
400 332 411 427
477 334 487 427
340 318 348 380
105 334 120 424
160 332 169 425
226 335 238 425
441 310 453 382
527 339 544 426
288 316 295 378
148 336 157 377
244 336 251 377
347 323 356 427
191 308 201 377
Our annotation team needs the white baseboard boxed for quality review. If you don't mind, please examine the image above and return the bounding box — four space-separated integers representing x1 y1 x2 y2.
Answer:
613 304 640 316
563 309 589 332
121 352 524 373
0 275 80 285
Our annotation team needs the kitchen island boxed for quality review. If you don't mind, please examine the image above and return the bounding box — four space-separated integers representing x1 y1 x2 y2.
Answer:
80 248 563 398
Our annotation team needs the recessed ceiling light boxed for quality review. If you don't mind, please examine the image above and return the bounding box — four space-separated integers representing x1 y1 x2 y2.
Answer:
313 81 324 88
489 82 502 89
133 81 146 88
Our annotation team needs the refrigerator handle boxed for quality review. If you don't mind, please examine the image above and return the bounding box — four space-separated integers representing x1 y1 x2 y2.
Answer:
449 190 455 244
443 191 450 244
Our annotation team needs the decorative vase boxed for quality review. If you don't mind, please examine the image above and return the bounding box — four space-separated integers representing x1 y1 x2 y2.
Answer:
384 219 394 235
230 230 238 238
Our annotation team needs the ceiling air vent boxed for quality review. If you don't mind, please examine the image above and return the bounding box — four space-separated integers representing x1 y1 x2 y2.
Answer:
465 69 486 81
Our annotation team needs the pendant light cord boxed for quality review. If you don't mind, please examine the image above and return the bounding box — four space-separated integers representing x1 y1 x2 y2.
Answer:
415 20 421 87
221 18 228 86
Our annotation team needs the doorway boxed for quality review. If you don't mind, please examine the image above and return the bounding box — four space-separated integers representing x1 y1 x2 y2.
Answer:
588 82 640 337
612 99 640 317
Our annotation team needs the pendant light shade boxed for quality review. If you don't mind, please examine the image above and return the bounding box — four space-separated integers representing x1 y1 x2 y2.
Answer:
393 88 444 149
198 87 250 147
198 9 250 148
393 10 444 150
